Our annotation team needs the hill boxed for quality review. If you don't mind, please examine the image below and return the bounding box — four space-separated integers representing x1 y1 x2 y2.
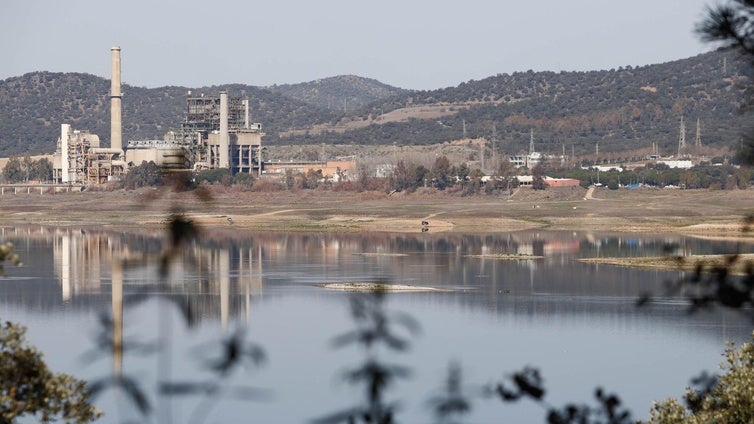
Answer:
267 75 406 111
0 74 345 156
281 49 752 157
0 49 750 158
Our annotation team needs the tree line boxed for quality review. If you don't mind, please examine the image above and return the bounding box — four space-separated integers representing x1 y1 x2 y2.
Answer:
119 154 753 196
1 156 53 183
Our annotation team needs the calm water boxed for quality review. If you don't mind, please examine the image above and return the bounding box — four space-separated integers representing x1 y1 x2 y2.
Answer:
1 225 752 423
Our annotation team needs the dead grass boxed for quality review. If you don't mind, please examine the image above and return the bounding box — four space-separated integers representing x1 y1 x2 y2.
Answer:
0 186 752 237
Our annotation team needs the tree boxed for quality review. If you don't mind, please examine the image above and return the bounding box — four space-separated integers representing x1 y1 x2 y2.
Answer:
697 0 754 165
356 162 372 192
297 169 324 189
453 163 470 183
531 164 547 190
195 168 230 186
0 322 101 423
283 169 296 190
2 157 24 183
389 160 410 191
30 158 53 182
697 0 754 58
680 170 699 189
22 155 32 182
233 172 255 189
463 168 485 196
124 161 164 190
735 165 751 188
647 333 754 423
607 177 619 190
2 157 53 183
431 156 453 190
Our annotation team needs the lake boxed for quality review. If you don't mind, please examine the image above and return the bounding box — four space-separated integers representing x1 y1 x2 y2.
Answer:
1 225 752 423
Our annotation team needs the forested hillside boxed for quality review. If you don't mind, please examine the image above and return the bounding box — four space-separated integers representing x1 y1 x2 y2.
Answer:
0 49 750 157
0 76 338 156
285 49 750 156
267 75 406 111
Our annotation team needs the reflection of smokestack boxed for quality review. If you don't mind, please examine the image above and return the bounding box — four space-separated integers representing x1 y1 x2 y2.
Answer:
219 248 230 330
61 232 71 299
111 260 123 377
110 46 122 152
219 91 229 168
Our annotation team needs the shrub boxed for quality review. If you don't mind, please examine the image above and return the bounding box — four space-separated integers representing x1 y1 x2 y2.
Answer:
233 172 255 188
0 322 101 422
646 333 754 423
251 178 284 192
195 168 230 185
124 161 163 190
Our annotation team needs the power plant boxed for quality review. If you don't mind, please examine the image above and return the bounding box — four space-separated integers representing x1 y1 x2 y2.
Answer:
52 46 264 184
177 91 263 174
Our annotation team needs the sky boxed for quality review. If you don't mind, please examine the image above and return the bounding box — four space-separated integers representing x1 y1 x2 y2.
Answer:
0 0 719 91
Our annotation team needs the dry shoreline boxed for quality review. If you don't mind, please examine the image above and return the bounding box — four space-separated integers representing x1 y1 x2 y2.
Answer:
0 186 752 238
578 254 754 275
319 282 450 292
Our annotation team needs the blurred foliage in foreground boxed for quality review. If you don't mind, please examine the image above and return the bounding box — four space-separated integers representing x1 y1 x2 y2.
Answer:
647 333 754 423
0 322 101 423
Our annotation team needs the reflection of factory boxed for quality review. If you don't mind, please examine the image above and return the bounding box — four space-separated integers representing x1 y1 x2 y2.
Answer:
52 46 264 184
51 228 263 326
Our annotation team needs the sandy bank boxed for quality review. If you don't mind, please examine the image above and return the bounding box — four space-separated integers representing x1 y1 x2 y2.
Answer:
319 282 449 292
578 254 754 275
0 187 752 237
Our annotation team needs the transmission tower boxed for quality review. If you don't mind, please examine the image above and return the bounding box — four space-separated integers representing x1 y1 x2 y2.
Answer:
491 122 497 161
480 139 485 172
695 118 702 148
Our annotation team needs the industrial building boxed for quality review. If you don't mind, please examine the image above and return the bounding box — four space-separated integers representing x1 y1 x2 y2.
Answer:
53 125 127 184
264 160 356 181
177 91 263 174
51 46 264 184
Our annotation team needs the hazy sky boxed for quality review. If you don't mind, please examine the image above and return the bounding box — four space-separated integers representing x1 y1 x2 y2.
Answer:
1 0 718 90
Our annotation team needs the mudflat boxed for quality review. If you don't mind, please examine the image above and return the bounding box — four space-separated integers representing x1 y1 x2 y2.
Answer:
0 186 752 236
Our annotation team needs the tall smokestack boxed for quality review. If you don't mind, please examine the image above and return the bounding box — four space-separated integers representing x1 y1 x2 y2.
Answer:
243 99 250 129
110 46 122 152
219 91 229 168
61 124 71 183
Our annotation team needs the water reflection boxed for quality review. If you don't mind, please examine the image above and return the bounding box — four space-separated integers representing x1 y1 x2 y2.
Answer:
2 224 751 339
2 225 751 307
1 225 753 422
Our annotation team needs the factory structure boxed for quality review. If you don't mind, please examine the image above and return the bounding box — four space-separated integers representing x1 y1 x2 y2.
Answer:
52 46 264 184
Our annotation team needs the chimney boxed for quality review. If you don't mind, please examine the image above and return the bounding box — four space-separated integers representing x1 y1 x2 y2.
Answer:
219 91 229 168
110 46 122 152
243 99 250 129
61 124 71 183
